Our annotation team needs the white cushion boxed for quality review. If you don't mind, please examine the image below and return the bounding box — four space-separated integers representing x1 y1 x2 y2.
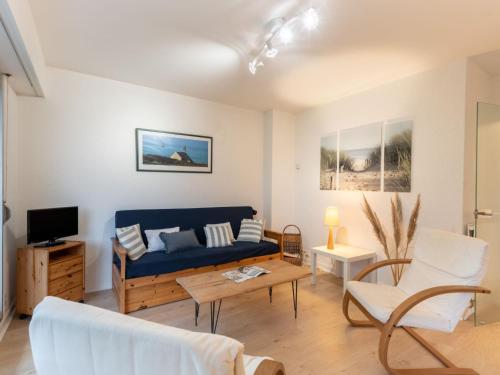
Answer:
413 228 487 278
397 259 475 322
347 281 457 332
397 228 488 322
347 228 489 334
144 227 180 252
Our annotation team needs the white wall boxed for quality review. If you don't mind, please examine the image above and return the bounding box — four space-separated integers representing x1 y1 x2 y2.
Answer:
17 67 266 292
294 60 468 278
263 110 296 231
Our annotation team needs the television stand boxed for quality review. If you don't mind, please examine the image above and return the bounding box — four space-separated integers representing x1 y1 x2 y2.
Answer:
17 241 86 317
34 240 66 248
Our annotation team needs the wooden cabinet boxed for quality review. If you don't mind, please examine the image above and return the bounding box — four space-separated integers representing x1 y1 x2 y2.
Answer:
16 241 85 317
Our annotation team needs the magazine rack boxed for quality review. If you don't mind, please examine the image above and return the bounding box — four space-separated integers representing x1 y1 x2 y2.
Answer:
282 225 303 266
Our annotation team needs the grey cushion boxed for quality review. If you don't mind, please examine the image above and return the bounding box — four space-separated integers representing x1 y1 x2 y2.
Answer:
160 229 201 254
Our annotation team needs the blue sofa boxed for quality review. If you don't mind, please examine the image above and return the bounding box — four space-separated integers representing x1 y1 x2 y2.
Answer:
112 206 283 313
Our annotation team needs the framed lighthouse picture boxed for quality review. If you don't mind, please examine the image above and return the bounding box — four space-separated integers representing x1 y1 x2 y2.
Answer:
136 128 213 173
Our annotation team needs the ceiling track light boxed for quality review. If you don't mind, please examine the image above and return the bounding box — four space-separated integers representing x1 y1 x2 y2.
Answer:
248 7 319 75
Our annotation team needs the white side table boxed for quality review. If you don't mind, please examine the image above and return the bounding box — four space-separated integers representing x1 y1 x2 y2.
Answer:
310 244 377 293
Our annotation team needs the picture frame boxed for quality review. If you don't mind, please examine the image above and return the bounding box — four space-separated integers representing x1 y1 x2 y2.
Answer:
135 128 213 173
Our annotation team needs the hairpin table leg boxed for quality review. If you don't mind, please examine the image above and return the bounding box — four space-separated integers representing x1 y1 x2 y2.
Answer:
291 280 298 319
195 302 200 327
210 299 222 334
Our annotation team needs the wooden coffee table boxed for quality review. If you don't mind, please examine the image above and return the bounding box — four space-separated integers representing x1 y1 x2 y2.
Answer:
176 259 311 333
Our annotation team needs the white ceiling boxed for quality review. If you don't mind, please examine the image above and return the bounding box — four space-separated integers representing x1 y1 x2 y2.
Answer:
28 0 500 112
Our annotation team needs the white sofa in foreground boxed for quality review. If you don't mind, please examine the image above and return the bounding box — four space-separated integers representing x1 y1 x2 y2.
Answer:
29 297 285 375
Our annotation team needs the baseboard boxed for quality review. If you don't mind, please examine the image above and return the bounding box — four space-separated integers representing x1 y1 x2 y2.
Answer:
0 302 15 342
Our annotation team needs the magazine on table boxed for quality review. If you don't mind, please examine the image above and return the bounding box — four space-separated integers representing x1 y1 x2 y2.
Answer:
223 265 270 283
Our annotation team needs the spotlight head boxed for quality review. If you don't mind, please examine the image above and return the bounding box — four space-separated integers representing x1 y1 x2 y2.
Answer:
265 43 278 58
303 8 319 30
249 59 263 75
279 26 293 44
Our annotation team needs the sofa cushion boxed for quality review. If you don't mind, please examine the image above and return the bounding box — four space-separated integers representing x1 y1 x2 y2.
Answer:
116 224 147 261
204 225 233 248
207 222 235 242
145 227 180 252
160 229 201 254
114 240 279 279
236 219 264 243
115 206 254 246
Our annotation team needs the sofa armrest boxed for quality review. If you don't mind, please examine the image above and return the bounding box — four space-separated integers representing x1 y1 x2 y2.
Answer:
253 359 285 375
111 238 127 280
264 230 283 260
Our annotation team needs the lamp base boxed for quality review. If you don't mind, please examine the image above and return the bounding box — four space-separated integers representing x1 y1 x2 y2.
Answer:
327 227 334 250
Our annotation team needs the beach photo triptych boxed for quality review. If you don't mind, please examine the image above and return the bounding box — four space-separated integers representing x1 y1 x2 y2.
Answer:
320 120 413 192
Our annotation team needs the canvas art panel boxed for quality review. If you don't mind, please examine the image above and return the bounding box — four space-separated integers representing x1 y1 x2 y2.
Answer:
319 119 413 192
383 120 413 192
320 132 338 190
136 128 212 173
338 123 382 191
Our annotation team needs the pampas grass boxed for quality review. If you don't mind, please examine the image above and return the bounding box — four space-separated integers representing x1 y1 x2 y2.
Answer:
391 193 403 255
362 194 397 284
362 193 421 284
398 194 421 279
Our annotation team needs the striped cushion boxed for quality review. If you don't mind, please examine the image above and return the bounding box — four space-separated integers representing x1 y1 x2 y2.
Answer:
204 225 233 248
207 222 235 242
236 219 264 243
116 224 147 260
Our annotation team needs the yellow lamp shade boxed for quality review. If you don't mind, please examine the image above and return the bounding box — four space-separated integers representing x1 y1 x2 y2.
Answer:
324 207 339 227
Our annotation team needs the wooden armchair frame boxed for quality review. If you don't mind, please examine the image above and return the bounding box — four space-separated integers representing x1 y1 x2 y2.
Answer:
254 360 286 375
342 259 491 375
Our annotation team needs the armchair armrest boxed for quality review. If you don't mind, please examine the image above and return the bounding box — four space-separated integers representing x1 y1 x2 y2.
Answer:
353 258 412 282
264 230 284 259
111 238 127 279
253 359 285 375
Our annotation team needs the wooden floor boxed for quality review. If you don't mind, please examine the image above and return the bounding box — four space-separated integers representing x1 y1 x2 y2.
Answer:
1 272 500 375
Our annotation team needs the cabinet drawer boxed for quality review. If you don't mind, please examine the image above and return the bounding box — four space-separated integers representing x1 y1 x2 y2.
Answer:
55 284 83 302
49 255 83 281
48 270 83 295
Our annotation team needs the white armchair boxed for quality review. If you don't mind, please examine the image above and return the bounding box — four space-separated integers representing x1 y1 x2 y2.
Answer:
29 297 285 375
343 228 490 375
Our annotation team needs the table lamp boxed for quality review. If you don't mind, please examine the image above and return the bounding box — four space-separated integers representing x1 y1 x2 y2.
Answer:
324 207 339 250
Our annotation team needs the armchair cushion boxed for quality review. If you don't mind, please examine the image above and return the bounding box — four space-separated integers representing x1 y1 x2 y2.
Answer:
411 228 487 278
397 228 488 322
347 281 456 332
347 228 488 333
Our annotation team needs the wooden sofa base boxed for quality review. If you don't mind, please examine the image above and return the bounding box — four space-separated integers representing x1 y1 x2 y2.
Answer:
113 252 281 314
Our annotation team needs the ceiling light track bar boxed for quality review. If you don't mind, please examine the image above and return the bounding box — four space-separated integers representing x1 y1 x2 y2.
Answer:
249 7 319 75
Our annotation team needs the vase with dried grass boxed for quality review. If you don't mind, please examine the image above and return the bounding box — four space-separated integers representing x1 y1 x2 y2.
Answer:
361 193 421 285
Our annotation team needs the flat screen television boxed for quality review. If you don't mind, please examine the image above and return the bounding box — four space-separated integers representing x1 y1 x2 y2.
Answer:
27 206 78 247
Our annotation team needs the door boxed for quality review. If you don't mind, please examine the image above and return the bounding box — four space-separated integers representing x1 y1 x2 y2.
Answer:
0 75 3 321
475 102 500 324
